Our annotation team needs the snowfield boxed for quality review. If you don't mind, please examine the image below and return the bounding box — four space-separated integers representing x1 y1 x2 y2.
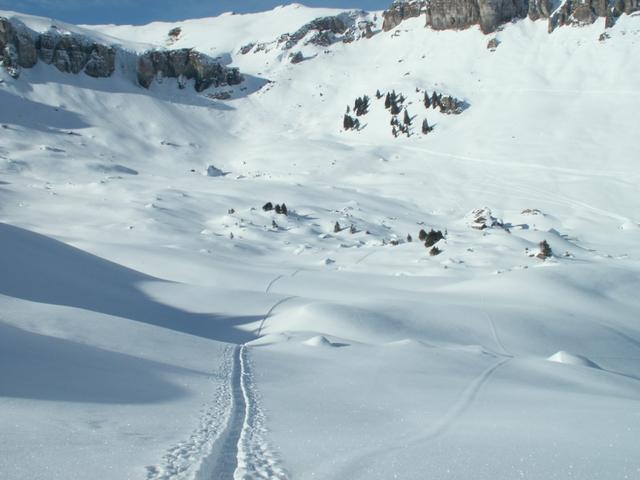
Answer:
1 4 640 480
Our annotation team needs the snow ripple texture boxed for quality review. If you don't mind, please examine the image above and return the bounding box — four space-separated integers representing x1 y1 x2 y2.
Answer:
146 346 234 480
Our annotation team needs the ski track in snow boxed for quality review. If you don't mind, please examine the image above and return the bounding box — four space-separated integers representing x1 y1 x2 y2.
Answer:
336 356 511 478
146 346 235 480
485 312 513 358
417 357 512 442
256 296 297 337
145 345 287 480
265 275 285 294
234 345 288 480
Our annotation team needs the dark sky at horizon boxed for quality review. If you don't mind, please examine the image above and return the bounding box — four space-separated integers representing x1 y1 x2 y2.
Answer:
0 1 391 25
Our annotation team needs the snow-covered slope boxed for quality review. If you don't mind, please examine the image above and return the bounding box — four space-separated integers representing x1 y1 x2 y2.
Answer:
1 4 639 480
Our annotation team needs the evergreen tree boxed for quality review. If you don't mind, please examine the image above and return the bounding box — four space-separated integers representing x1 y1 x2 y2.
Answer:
376 89 382 99
423 91 431 109
418 229 428 241
431 91 439 109
350 224 357 234
403 109 412 125
425 229 444 247
422 118 431 134
343 114 354 130
407 234 413 242
390 100 401 115
281 203 288 216
334 221 341 233
262 202 274 212
384 92 391 109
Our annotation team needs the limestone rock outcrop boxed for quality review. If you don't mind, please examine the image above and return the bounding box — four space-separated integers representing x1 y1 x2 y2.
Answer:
0 17 243 92
382 0 639 34
136 49 242 92
1 19 115 78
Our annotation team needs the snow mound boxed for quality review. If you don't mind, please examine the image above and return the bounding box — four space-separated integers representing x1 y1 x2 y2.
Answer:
547 351 601 369
303 335 333 347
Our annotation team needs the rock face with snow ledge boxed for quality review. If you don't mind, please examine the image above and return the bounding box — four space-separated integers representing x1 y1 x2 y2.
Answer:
136 49 242 92
0 16 242 92
383 0 640 33
0 17 115 78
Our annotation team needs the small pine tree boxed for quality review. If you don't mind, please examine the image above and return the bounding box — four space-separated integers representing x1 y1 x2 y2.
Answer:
403 109 412 125
262 202 273 212
334 221 341 233
275 204 282 214
407 234 413 242
281 203 288 215
418 229 427 241
390 101 401 115
429 246 441 256
431 92 440 109
422 118 431 134
425 229 444 247
384 92 391 109
350 224 357 234
423 91 431 109
343 114 355 130
376 89 382 99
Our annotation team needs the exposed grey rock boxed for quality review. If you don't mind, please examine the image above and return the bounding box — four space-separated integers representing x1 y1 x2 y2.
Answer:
136 48 242 92
15 32 36 68
383 0 638 34
84 43 116 78
487 37 500 50
289 51 305 64
0 18 15 56
279 12 371 49
0 17 238 90
383 1 425 31
53 35 89 74
36 31 57 64
439 95 468 114
476 0 529 33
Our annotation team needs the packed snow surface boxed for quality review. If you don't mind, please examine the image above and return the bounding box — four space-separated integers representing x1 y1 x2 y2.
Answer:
1 4 640 480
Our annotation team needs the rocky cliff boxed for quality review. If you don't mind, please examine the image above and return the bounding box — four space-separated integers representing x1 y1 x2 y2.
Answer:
0 17 242 92
136 49 242 92
1 18 115 78
382 0 640 34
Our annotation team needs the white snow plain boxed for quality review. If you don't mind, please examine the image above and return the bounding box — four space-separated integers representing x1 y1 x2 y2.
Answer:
1 4 640 480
